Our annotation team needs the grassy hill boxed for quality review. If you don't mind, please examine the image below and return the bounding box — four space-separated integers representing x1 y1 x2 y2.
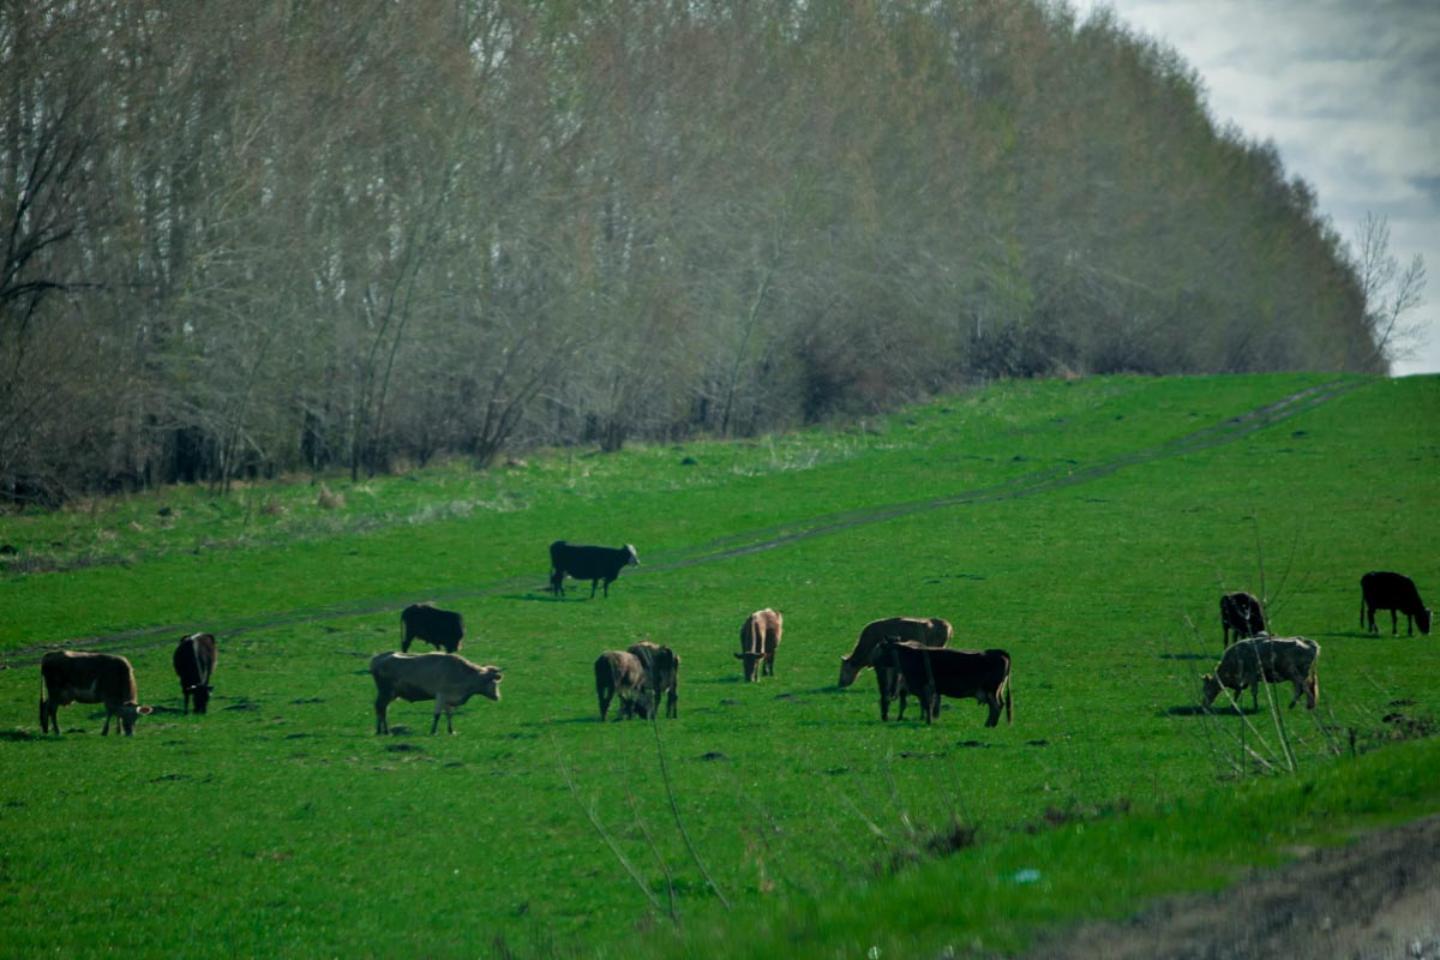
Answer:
1 372 1437 958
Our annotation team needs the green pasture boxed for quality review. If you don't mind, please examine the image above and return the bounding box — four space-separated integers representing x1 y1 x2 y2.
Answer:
0 372 1437 959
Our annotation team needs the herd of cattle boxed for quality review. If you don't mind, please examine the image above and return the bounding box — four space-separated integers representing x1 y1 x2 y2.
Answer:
30 542 1432 737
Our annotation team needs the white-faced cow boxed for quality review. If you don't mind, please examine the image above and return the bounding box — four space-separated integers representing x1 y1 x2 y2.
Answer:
880 639 1012 727
628 641 680 718
1219 591 1267 648
39 651 153 736
838 617 952 720
172 632 217 714
1201 635 1320 712
594 649 651 721
400 602 465 653
1360 571 1432 636
735 608 783 682
370 652 502 735
549 541 639 598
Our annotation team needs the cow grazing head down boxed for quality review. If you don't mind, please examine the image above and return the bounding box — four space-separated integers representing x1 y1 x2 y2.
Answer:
40 651 154 736
1201 636 1320 712
173 633 217 715
839 617 952 688
736 609 782 682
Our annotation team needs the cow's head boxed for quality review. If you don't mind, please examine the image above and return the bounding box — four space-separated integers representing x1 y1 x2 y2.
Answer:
119 702 154 736
190 684 215 714
735 651 765 682
1418 608 1433 636
837 655 862 688
623 544 639 566
473 666 503 702
1199 674 1221 709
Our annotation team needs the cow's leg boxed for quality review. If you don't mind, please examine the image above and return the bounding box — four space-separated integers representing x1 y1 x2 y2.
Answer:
446 708 456 735
375 696 390 735
1406 613 1414 636
101 711 112 736
985 694 1001 727
1391 609 1398 635
667 689 678 719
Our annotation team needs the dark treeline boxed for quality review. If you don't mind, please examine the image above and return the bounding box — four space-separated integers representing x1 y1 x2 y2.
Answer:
0 0 1391 504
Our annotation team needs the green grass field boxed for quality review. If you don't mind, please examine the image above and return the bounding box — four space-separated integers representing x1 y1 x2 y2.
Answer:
1 373 1437 959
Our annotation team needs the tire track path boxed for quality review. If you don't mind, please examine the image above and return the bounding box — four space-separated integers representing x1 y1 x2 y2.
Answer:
0 378 1362 667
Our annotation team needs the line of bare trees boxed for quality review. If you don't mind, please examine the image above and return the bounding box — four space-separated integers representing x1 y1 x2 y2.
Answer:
0 0 1404 505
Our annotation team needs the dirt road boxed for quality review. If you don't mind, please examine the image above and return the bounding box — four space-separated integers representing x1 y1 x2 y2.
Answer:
1023 812 1440 959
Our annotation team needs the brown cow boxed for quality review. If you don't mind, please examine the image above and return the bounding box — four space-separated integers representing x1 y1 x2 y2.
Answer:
370 652 502 735
172 632 217 714
735 609 783 682
880 640 1012 727
1219 592 1266 648
838 617 952 720
628 641 680 719
40 651 153 736
1202 635 1320 711
595 650 651 721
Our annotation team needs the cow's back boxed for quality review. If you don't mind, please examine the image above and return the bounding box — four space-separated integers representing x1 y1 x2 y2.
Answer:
857 617 948 664
42 651 137 704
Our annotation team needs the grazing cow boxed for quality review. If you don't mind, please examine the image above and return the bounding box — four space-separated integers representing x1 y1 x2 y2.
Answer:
594 650 651 721
628 641 681 719
879 640 1012 727
1220 592 1267 648
39 651 153 736
370 652 502 735
1201 635 1320 711
1360 571 1432 636
172 632 217 715
400 603 465 653
838 617 952 720
735 608 783 682
549 541 639 598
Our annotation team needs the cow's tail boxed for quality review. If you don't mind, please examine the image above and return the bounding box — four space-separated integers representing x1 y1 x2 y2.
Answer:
988 649 1013 724
38 667 47 731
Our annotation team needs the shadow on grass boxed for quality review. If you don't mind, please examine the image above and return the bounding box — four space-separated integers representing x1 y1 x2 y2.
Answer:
0 729 37 741
1158 652 1212 661
499 593 574 603
1165 704 1263 717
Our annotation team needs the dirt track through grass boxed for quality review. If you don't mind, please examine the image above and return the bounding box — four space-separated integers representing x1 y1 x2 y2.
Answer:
0 378 1358 667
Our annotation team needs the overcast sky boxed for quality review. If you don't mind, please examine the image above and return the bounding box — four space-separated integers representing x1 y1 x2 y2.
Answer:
1070 0 1440 376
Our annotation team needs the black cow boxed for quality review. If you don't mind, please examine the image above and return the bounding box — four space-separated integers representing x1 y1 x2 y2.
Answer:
880 639 1012 727
172 632 217 714
1219 592 1267 648
549 541 638 598
1360 571 1432 636
401 603 465 653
